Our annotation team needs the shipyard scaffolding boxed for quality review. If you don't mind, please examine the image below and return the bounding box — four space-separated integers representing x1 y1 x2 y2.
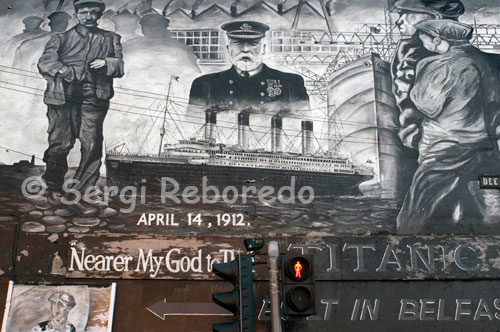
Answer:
268 6 500 102
166 0 500 103
163 0 500 198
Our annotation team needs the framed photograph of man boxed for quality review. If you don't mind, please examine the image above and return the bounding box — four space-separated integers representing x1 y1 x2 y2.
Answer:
1 282 116 332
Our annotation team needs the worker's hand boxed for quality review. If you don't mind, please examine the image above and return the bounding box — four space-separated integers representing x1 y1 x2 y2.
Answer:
399 124 420 149
399 108 423 128
90 59 106 69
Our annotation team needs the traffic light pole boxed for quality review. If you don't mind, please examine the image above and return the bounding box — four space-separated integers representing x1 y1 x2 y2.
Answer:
268 241 282 332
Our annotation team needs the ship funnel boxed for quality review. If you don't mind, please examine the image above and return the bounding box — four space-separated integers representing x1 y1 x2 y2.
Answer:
301 120 313 155
205 111 217 142
271 116 283 153
238 112 250 149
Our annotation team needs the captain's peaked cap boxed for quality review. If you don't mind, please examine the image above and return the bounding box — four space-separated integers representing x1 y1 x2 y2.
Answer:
392 0 464 18
416 19 473 41
221 21 270 39
48 292 76 308
73 0 106 11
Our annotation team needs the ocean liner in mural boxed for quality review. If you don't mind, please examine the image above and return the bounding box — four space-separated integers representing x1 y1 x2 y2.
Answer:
106 108 374 196
105 1 377 197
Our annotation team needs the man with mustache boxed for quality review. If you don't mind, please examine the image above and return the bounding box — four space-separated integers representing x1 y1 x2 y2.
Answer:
30 292 76 332
188 21 309 117
38 0 124 216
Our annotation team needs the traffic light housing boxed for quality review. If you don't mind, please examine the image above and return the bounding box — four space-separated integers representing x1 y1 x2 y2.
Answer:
281 254 316 317
212 254 254 332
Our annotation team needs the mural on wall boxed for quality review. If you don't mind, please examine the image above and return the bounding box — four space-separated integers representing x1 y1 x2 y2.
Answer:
1 282 116 332
0 0 499 236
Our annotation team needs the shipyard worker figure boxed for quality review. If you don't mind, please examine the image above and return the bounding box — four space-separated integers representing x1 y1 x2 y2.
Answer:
188 21 310 118
15 11 72 71
390 0 464 149
30 292 76 332
38 0 124 215
397 19 500 233
2 16 47 59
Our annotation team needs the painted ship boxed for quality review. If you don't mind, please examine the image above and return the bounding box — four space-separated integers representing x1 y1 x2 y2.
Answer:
106 109 374 196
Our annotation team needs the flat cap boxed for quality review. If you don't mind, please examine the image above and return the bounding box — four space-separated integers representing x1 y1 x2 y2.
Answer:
47 11 72 22
22 16 44 26
393 0 464 18
221 21 270 39
48 292 76 308
73 0 106 11
139 13 169 27
416 19 473 41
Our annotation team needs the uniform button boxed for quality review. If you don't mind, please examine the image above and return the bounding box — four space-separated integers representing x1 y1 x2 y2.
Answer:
260 101 264 105
261 81 265 86
229 101 233 105
229 90 234 95
260 92 265 96
229 80 234 84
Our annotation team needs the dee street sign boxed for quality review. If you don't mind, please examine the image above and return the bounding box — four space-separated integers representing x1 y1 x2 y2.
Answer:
480 175 500 189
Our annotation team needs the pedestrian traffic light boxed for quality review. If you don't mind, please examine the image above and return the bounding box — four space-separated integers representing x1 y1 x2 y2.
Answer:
212 254 254 332
281 254 316 316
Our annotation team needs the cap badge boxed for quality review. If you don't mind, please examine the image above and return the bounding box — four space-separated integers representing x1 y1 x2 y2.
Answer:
241 23 252 30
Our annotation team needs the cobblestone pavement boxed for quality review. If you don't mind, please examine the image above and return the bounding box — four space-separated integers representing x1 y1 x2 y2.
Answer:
0 164 399 237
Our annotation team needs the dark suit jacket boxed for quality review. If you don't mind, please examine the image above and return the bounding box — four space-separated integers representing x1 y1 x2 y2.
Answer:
188 64 309 114
38 24 124 105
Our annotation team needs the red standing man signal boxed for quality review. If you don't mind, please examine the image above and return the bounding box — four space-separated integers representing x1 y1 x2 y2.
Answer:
294 261 303 279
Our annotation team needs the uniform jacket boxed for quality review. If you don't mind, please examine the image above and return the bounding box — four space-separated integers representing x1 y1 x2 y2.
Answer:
38 24 124 105
410 44 500 160
188 64 309 114
397 44 500 231
391 35 436 148
391 35 435 110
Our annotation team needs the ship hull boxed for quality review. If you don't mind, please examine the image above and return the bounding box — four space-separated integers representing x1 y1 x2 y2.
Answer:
327 53 418 200
105 156 373 196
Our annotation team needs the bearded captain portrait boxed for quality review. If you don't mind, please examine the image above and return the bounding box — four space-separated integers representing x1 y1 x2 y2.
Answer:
188 21 310 119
